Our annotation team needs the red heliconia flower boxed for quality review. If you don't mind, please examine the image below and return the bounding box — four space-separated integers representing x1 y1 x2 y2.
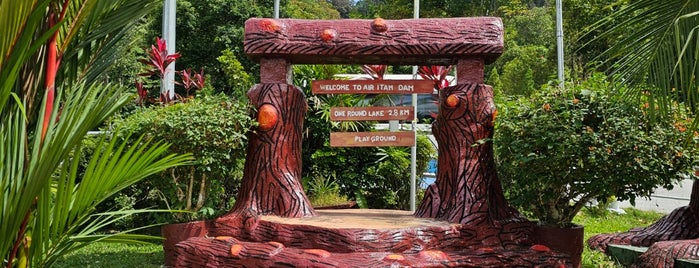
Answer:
361 65 386 80
418 65 453 90
138 37 181 78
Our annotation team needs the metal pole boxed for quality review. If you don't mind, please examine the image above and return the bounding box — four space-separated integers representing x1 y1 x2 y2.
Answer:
556 0 564 89
162 0 176 99
274 0 280 19
410 0 419 212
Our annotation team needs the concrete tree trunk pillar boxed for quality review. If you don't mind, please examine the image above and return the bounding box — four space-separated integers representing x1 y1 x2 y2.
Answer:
230 58 316 218
414 81 521 225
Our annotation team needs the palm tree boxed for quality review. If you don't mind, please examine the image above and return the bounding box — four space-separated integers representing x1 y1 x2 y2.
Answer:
1 1 192 267
585 1 699 265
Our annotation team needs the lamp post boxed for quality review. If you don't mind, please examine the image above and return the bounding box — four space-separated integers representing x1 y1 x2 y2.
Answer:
410 0 419 212
162 0 176 98
556 0 564 89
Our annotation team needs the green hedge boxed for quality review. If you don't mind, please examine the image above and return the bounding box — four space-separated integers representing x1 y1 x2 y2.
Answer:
495 74 698 226
110 94 253 224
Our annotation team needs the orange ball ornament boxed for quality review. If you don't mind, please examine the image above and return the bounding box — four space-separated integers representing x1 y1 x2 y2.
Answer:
320 29 337 42
259 18 281 33
257 104 278 131
229 244 244 257
371 18 388 32
445 94 459 107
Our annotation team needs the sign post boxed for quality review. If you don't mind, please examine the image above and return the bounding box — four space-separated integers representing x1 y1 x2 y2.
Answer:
312 79 432 148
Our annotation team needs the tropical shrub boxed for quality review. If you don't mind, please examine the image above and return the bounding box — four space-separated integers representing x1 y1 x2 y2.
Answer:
304 172 351 208
217 48 254 101
112 94 253 223
495 74 698 226
305 134 434 210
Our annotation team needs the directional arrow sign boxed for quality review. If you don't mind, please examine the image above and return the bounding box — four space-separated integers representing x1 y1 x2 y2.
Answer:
330 131 415 147
312 80 433 94
330 106 414 121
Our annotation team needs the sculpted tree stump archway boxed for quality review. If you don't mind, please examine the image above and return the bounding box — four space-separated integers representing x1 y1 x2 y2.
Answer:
163 17 573 267
588 180 699 267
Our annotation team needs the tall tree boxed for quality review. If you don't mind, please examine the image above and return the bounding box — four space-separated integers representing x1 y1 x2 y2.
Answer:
284 0 341 19
328 0 353 18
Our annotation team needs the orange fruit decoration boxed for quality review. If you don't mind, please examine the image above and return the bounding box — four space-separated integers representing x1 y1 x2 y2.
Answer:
445 94 459 107
257 104 278 131
542 103 551 111
372 18 388 32
530 244 551 252
230 244 244 257
303 249 331 258
320 29 337 42
259 18 281 33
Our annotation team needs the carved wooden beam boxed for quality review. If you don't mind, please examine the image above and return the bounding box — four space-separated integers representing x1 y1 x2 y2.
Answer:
244 17 504 65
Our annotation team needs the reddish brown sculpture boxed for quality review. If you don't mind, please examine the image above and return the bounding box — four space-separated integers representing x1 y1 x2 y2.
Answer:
244 18 504 65
415 83 522 226
163 17 577 267
588 180 699 267
229 83 316 218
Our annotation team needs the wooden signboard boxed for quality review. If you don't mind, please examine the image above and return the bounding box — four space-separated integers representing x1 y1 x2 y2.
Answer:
330 106 414 121
330 131 415 147
312 80 433 94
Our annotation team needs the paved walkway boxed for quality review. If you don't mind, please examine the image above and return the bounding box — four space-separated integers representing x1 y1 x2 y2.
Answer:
619 178 694 214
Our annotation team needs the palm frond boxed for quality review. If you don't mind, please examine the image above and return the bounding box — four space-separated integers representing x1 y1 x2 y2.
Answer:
0 104 29 260
1 0 189 267
24 83 191 266
0 0 53 113
587 0 699 115
58 0 160 87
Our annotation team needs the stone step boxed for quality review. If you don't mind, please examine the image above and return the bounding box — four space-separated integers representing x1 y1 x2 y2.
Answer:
607 244 648 266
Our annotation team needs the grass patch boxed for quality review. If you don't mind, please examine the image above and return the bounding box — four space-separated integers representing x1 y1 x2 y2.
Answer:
53 207 665 267
574 207 664 267
53 242 163 268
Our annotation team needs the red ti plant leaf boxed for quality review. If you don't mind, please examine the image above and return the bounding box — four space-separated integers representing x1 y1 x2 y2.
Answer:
159 91 173 104
138 37 181 78
361 65 386 80
177 68 205 98
178 68 195 89
135 80 148 105
418 65 453 90
193 68 205 89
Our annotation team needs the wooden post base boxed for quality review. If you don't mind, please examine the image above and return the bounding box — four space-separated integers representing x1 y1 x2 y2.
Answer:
163 209 573 267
